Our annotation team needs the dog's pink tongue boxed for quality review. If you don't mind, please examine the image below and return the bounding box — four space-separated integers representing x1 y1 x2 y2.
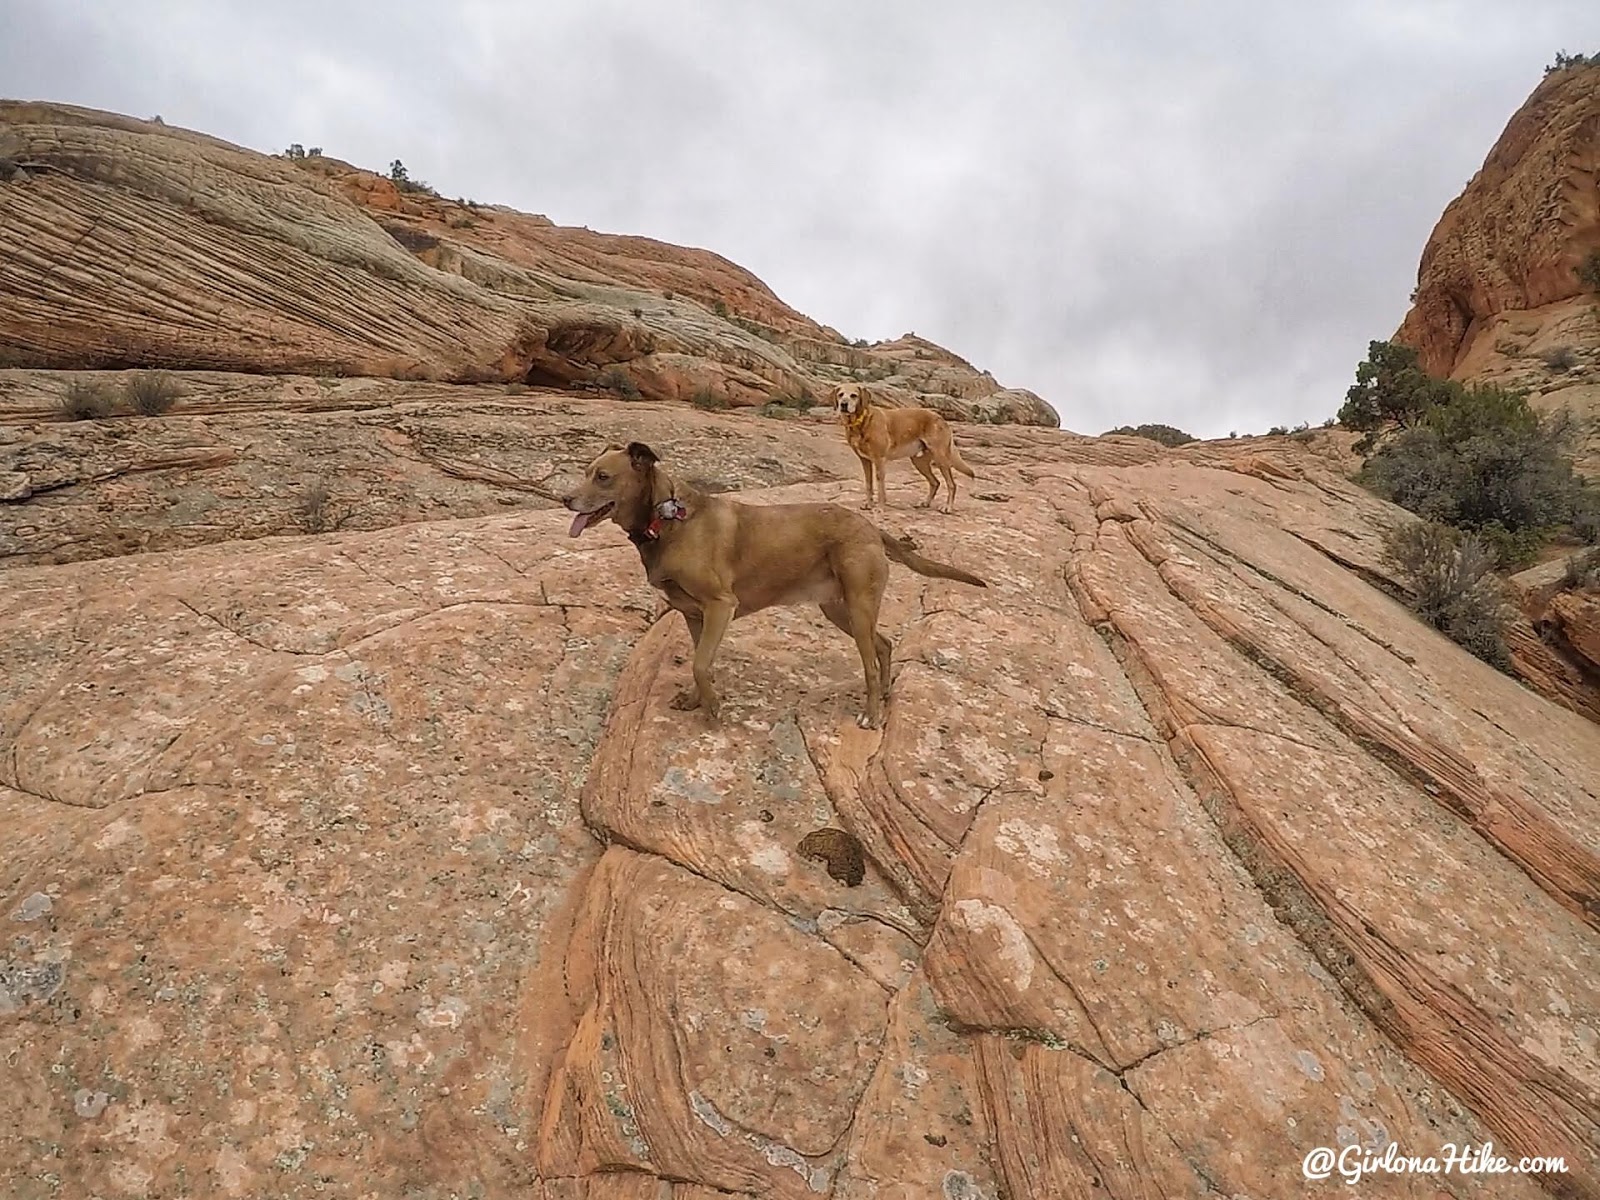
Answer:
568 510 590 538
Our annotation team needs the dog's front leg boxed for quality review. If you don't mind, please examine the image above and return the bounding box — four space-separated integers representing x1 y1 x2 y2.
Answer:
672 598 734 722
670 609 706 711
858 456 876 510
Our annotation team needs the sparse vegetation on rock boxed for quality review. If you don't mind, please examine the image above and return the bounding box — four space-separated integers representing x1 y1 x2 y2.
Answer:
1546 50 1598 74
1576 249 1600 293
598 366 641 399
1563 546 1600 590
125 370 182 415
388 159 436 196
299 480 337 533
690 386 728 411
1541 344 1578 372
1381 521 1512 668
1101 423 1195 447
58 378 114 420
772 381 814 410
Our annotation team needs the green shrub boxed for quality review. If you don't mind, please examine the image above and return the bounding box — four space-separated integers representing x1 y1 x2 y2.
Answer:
125 371 182 415
691 387 728 411
710 299 728 318
1338 340 1444 435
1381 521 1512 668
759 402 797 419
59 379 115 420
1101 423 1195 447
1471 521 1548 572
1267 425 1289 436
1356 382 1598 567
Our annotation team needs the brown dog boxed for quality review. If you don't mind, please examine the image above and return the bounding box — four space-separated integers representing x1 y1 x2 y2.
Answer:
563 442 987 728
834 382 976 512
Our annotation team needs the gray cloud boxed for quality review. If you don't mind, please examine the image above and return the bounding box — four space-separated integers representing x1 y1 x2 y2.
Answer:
6 0 1599 435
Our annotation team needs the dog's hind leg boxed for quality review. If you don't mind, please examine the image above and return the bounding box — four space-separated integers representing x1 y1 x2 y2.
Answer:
821 598 891 703
821 590 890 728
910 452 940 509
939 460 958 512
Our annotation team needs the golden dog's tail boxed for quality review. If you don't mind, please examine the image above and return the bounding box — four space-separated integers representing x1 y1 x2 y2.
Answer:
880 532 988 587
952 447 976 479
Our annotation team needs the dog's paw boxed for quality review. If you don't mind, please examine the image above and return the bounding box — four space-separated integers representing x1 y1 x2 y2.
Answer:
856 711 883 730
669 688 702 712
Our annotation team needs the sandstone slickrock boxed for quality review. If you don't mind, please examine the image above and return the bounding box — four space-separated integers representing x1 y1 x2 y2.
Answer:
0 103 1057 427
0 372 862 567
3 419 1596 1198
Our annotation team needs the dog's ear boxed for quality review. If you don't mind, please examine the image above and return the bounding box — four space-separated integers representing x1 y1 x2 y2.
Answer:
626 442 660 472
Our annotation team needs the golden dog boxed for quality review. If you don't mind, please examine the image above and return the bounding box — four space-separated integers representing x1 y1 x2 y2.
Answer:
834 382 976 512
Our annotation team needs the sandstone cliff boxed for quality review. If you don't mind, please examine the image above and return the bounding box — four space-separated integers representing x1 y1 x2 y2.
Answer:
3 402 1599 1197
1393 61 1600 467
0 102 1057 427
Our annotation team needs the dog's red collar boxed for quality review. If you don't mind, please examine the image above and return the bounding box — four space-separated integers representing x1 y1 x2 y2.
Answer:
631 497 687 544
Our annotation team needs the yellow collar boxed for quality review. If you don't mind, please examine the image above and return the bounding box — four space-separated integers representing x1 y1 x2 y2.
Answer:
844 406 870 432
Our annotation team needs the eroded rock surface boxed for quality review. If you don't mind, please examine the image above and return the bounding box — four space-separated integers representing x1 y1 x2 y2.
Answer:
4 425 1596 1198
1392 62 1600 469
0 103 1057 427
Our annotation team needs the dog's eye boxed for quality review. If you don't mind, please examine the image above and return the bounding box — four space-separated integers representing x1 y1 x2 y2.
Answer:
594 471 610 483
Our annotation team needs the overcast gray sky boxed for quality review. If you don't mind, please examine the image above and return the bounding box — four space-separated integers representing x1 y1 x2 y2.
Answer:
6 1 1599 436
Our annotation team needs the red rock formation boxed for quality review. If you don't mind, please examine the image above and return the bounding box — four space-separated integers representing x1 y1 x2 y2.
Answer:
1395 62 1600 378
0 102 1058 426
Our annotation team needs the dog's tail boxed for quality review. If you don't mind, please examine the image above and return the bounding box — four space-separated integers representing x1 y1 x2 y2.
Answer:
952 446 977 479
880 531 988 587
